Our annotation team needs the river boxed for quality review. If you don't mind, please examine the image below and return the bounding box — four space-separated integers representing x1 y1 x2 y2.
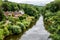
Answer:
4 15 51 40
20 15 51 40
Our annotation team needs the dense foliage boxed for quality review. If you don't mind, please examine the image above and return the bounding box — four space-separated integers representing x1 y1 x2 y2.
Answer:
0 0 41 40
0 14 35 40
43 1 60 40
0 9 5 21
1 0 60 40
2 2 41 18
0 0 5 21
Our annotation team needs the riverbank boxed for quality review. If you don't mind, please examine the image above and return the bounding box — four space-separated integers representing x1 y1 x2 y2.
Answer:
20 15 50 40
3 15 50 40
4 15 39 40
0 14 36 40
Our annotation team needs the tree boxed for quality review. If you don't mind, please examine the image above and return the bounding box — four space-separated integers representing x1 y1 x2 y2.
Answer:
2 2 9 11
46 1 60 12
0 0 6 21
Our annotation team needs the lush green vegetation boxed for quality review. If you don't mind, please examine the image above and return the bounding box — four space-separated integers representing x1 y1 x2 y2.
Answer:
2 2 41 18
0 14 35 40
0 0 41 40
1 0 60 40
43 1 60 40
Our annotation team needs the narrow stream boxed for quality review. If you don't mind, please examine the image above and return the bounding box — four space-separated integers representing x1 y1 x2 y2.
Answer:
4 15 51 40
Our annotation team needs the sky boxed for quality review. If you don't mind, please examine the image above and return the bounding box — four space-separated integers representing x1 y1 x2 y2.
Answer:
8 0 54 6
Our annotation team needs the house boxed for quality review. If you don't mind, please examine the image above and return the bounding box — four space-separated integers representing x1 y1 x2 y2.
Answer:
4 10 24 18
13 11 21 17
19 10 24 14
4 11 12 16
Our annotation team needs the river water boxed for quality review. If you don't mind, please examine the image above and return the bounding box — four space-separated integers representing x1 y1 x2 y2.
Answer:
4 15 51 40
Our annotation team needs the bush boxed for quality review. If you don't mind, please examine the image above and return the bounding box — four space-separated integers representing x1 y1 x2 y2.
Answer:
3 27 9 36
22 20 30 27
8 25 22 34
19 16 26 20
0 29 4 40
20 23 26 30
0 9 5 21
16 22 26 30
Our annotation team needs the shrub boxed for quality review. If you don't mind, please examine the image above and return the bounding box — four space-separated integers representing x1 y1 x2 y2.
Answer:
8 25 22 34
0 9 5 21
19 16 26 20
22 20 30 27
16 22 26 30
0 29 4 40
3 27 9 36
